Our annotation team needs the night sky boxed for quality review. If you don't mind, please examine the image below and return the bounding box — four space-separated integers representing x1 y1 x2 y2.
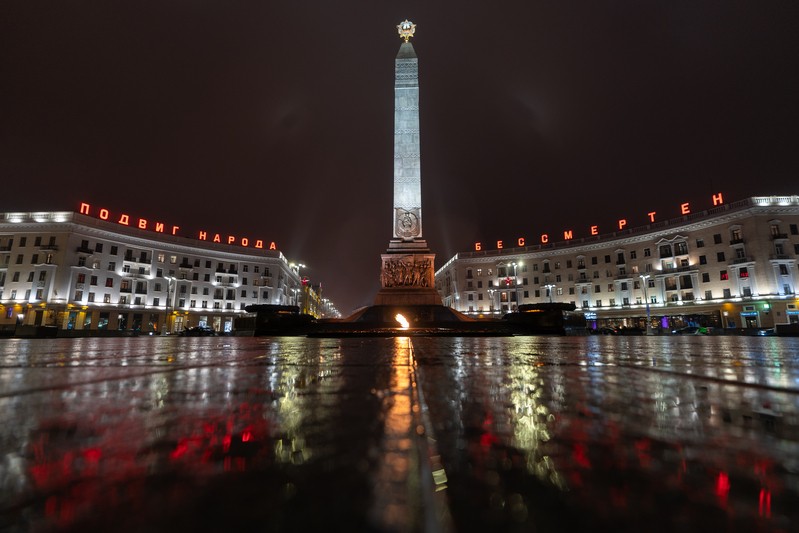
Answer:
3 2 798 315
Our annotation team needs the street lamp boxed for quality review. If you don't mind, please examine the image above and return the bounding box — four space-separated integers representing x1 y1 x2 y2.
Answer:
640 274 652 335
543 283 556 304
510 261 523 310
162 276 175 336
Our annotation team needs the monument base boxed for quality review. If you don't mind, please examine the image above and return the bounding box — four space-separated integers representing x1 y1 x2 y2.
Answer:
376 239 441 306
374 287 442 306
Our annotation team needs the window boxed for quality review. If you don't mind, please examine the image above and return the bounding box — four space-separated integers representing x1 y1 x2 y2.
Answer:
674 242 688 255
38 271 46 281
74 290 83 301
720 270 728 281
170 255 177 264
620 282 628 291
77 273 86 283
702 273 710 283
16 254 23 264
713 233 722 244
643 248 651 257
20 237 27 247
110 246 118 255
604 255 611 263
739 267 749 278
34 236 42 246
775 243 784 255
790 224 798 235
108 261 116 271
243 265 249 272
630 250 637 259
204 273 210 282
596 300 602 307
770 224 781 236
241 290 247 298
88 292 95 302
717 252 726 262
779 264 789 276
106 278 114 287
705 290 712 300
27 272 34 282
591 257 598 265
699 255 707 265
595 285 601 293
607 284 614 292
566 260 572 268
696 238 704 248
659 245 672 258
206 260 212 268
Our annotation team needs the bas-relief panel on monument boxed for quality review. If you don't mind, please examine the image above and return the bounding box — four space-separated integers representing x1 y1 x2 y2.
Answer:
394 208 421 239
381 254 433 288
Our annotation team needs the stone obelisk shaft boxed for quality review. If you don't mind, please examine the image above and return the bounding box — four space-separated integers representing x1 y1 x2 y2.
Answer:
392 42 423 241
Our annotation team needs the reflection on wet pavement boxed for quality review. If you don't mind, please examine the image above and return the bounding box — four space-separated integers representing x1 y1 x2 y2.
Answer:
412 336 799 532
0 336 797 532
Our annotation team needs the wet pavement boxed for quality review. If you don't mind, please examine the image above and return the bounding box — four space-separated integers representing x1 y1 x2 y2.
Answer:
0 336 797 532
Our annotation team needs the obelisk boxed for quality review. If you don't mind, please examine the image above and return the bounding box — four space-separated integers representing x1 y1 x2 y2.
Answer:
375 20 441 306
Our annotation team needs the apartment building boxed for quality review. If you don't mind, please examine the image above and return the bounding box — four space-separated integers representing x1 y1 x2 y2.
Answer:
435 196 799 332
0 211 301 335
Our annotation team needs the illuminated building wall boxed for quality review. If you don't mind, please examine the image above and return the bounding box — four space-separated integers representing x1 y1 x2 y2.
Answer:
0 211 301 334
435 196 799 330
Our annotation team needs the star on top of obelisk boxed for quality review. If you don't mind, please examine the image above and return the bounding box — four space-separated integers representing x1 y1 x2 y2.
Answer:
397 20 416 42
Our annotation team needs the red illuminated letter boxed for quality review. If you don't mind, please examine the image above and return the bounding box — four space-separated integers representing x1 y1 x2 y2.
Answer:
681 202 690 215
227 236 235 244
517 237 525 247
99 209 109 220
269 242 276 250
213 234 221 243
618 219 627 230
118 214 130 225
255 240 264 249
541 234 548 244
138 218 147 229
198 231 207 240
171 226 179 235
712 192 724 206
590 225 598 235
563 230 573 240
475 242 482 251
647 211 656 222
80 202 91 215
155 222 165 233
497 240 503 249
241 237 249 247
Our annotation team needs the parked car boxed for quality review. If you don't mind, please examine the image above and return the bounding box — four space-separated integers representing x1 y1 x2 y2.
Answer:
671 326 709 335
179 325 217 337
756 328 776 336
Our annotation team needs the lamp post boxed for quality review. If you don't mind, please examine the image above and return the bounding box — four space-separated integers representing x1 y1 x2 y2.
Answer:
640 274 652 335
488 288 495 314
162 276 175 335
510 261 523 310
544 283 556 304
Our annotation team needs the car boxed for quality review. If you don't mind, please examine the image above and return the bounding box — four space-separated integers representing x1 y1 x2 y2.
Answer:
756 328 776 336
179 325 217 337
596 326 618 335
671 326 709 335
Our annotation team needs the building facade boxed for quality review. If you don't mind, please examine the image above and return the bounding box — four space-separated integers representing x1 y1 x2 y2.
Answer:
0 211 303 335
435 196 799 332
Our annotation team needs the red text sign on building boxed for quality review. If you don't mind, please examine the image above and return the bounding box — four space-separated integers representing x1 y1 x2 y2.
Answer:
79 202 277 250
474 192 724 251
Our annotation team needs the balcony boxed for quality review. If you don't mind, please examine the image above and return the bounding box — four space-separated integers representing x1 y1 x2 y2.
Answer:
730 256 754 265
178 262 193 269
656 265 698 276
0 245 11 252
729 238 745 245
771 233 788 240
770 254 791 261
76 246 94 254
39 244 59 251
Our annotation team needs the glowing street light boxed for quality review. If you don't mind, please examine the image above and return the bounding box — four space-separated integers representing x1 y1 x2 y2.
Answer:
543 283 556 304
640 274 652 335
